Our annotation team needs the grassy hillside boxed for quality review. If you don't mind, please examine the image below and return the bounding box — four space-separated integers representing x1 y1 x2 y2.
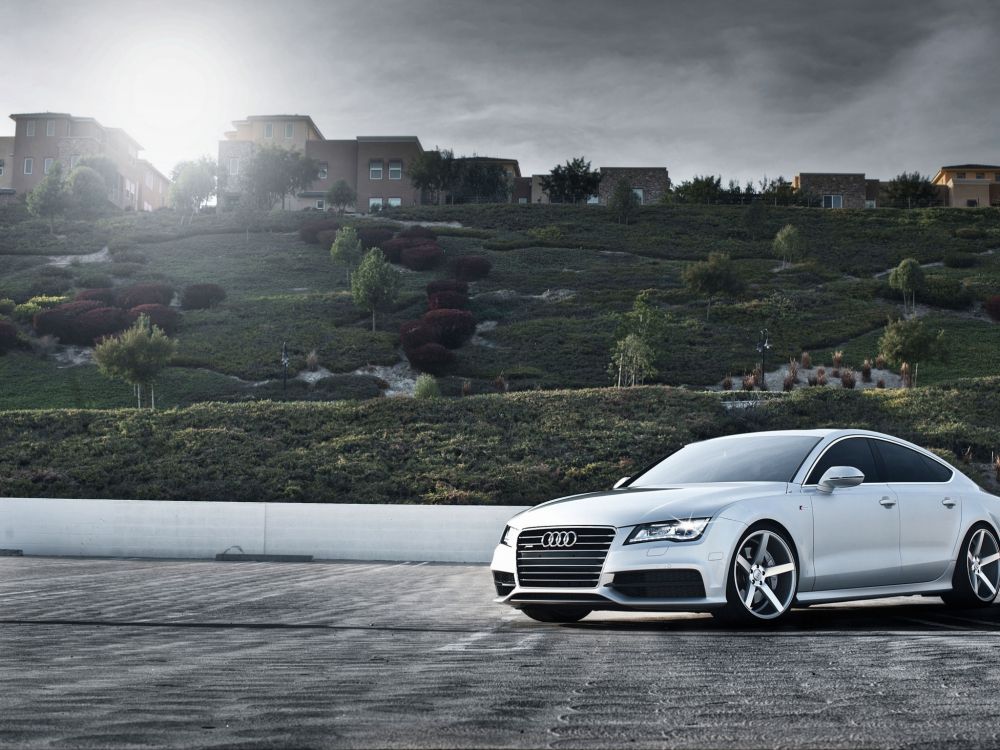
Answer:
0 381 997 504
1 202 1000 407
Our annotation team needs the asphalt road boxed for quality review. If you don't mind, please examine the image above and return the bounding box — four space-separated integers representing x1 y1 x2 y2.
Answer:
3 558 1000 749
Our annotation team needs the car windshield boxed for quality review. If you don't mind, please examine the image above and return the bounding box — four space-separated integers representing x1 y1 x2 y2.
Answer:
629 435 822 485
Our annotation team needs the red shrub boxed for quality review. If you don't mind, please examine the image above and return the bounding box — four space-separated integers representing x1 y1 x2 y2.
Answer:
357 227 394 250
316 229 339 249
0 320 18 352
181 283 227 310
33 300 103 342
404 343 455 375
400 320 437 351
401 243 444 271
76 307 130 344
426 279 468 296
985 295 1000 321
428 291 469 310
128 304 181 335
379 237 413 263
75 288 117 306
422 308 476 348
398 225 437 240
117 283 174 309
453 255 492 281
299 219 340 244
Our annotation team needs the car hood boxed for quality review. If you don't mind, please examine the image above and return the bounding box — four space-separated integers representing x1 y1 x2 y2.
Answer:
508 483 789 529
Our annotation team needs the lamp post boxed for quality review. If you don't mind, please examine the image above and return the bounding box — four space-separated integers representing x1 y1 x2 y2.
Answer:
756 328 771 389
281 341 289 392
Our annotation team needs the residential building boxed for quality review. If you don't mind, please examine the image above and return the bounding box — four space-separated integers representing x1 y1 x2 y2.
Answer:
792 173 879 209
138 160 171 212
218 115 423 212
931 164 1000 208
0 135 13 200
530 166 669 205
6 112 167 210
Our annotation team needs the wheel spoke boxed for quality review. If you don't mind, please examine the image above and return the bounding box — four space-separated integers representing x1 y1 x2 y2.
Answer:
976 570 997 597
981 552 1000 567
972 571 981 595
736 555 752 572
760 583 784 612
744 586 757 609
975 531 985 556
969 551 977 565
752 532 770 565
765 562 795 578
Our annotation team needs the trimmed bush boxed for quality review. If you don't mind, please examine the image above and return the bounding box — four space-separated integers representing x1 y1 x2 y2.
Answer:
413 373 441 399
316 229 340 249
379 237 412 263
357 227 394 250
75 288 117 306
922 276 973 310
400 243 445 271
117 283 174 309
32 300 103 341
400 320 437 351
75 273 114 289
398 225 437 240
955 226 987 240
453 255 492 281
299 219 341 244
404 342 455 375
985 295 1000 322
944 251 978 268
422 308 476 348
426 279 468 296
428 290 469 310
0 299 16 315
76 307 130 344
0 320 18 353
128 304 182 335
181 283 227 310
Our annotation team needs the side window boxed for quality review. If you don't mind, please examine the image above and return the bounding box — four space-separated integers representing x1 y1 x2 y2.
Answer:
873 440 952 483
806 438 880 485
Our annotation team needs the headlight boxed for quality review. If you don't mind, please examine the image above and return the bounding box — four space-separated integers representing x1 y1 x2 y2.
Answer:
625 518 710 544
500 525 517 546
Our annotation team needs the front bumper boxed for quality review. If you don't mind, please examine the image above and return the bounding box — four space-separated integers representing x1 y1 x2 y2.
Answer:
490 517 746 611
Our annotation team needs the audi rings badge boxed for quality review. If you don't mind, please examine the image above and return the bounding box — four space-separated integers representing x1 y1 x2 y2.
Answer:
541 531 578 548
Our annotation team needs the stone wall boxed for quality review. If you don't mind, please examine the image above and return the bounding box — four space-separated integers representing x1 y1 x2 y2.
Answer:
795 173 867 209
597 167 670 204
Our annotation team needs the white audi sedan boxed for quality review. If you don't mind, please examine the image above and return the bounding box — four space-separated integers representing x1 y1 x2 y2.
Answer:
491 429 1000 623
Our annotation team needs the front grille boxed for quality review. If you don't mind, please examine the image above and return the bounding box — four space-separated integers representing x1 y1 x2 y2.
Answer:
611 569 706 599
516 526 615 588
493 571 515 596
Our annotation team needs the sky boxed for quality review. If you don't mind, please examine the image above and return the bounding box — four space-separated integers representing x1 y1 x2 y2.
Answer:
2 0 998 183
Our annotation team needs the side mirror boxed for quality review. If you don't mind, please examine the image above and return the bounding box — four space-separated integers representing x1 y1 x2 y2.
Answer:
817 466 865 493
613 476 631 490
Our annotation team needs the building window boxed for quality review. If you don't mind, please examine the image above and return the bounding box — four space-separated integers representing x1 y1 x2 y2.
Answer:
143 202 153 212
318 162 328 180
285 123 294 139
586 194 599 205
822 194 844 209
368 197 384 210
388 160 402 180
995 173 1000 182
46 119 55 137
43 158 54 175
0 159 5 176
228 157 240 176
264 123 273 138
976 173 985 180
956 172 966 179
315 199 325 210
967 199 979 207
25 120 35 137
23 157 33 175
387 197 402 208
70 154 80 169
632 188 644 205
865 199 877 209
518 197 528 204
369 160 383 180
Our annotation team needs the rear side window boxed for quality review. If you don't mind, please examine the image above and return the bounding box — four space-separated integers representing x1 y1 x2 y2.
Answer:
873 440 953 483
806 437 881 485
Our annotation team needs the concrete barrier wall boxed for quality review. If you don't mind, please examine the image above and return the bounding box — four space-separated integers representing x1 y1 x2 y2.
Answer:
0 498 531 563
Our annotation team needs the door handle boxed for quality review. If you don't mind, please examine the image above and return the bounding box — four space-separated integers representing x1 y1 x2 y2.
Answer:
942 497 957 508
879 496 896 508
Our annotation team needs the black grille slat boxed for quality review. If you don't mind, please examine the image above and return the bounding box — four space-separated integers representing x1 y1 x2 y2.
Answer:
516 526 614 588
611 569 706 599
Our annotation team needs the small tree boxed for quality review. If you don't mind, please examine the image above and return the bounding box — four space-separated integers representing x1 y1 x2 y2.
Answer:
169 157 216 221
682 252 745 319
330 226 364 283
673 175 724 204
27 162 67 232
772 224 805 268
609 333 656 387
67 166 109 217
351 248 401 331
77 155 119 196
413 373 441 399
326 180 356 214
242 145 320 209
93 314 177 409
540 157 601 204
883 172 938 208
608 179 641 225
888 258 925 316
409 148 458 205
878 317 946 386
743 201 766 241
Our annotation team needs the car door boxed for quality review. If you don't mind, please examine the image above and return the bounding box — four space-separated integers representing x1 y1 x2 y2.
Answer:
872 439 962 584
806 437 902 590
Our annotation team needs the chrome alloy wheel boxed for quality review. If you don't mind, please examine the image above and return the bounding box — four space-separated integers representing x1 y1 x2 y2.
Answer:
733 530 797 620
966 528 1000 602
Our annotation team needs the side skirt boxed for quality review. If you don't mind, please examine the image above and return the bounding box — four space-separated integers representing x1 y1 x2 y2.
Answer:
796 578 952 606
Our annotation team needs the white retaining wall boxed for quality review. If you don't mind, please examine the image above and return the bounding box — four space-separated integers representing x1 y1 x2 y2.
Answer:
0 498 531 563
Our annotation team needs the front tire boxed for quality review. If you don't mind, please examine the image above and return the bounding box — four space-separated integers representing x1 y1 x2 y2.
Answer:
943 525 1000 609
714 524 798 624
519 606 591 623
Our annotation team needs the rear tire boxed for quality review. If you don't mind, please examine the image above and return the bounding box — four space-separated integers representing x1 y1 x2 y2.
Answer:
713 524 798 625
942 525 1000 609
519 606 591 623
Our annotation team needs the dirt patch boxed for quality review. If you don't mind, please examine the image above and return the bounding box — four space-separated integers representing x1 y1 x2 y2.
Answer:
47 246 111 268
